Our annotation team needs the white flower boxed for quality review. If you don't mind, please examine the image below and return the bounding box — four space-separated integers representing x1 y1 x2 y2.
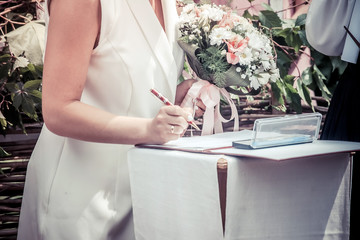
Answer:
260 53 271 61
257 72 271 85
177 3 280 89
183 3 196 13
209 27 233 45
13 56 29 69
270 60 277 70
264 43 273 54
199 4 225 22
261 60 271 70
270 69 280 82
234 18 254 32
250 76 261 90
179 12 197 25
238 48 253 65
189 35 195 41
247 32 264 51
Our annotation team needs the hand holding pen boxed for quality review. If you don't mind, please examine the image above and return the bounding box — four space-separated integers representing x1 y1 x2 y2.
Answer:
150 88 200 132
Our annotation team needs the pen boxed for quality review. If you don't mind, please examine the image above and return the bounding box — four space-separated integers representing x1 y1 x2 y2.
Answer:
344 26 360 48
150 88 201 131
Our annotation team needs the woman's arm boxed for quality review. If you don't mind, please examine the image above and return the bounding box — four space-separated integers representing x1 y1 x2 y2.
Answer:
43 0 189 145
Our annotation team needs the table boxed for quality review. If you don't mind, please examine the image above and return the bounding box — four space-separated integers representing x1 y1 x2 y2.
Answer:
128 134 360 240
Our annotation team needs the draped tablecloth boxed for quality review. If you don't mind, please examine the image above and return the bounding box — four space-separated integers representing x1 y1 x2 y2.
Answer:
128 133 360 240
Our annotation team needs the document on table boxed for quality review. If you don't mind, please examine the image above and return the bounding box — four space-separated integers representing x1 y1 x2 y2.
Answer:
137 130 360 161
141 130 253 151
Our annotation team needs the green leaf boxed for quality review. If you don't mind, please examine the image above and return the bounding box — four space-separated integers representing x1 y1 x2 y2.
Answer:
283 74 295 85
29 89 42 99
298 30 310 47
5 82 20 92
313 64 332 100
0 146 11 157
272 104 287 112
310 49 328 67
259 10 282 28
271 81 285 105
295 14 307 27
34 65 43 77
24 79 41 91
301 67 313 85
0 53 12 61
276 50 292 78
0 54 12 79
242 10 252 19
0 111 7 129
330 56 348 75
273 28 291 38
12 91 22 109
283 31 302 53
27 63 37 74
284 82 302 113
21 95 38 120
297 80 314 111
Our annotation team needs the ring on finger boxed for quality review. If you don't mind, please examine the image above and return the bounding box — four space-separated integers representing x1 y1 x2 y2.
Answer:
170 125 175 134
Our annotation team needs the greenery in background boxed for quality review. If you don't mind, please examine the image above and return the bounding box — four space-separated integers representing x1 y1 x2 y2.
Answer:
1 0 44 156
179 0 348 114
251 3 347 113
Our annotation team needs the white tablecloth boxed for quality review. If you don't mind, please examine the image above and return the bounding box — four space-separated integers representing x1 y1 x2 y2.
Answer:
128 138 357 240
225 153 351 240
128 148 223 240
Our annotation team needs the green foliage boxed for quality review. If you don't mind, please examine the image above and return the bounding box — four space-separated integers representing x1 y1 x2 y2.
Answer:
258 10 282 28
196 45 229 87
0 44 43 134
1 1 44 156
246 5 347 113
181 1 345 114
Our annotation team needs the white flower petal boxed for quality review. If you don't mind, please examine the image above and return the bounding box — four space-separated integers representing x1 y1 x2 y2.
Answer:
13 56 29 69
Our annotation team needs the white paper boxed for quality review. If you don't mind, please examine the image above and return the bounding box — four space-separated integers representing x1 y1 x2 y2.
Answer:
139 130 360 161
156 130 253 150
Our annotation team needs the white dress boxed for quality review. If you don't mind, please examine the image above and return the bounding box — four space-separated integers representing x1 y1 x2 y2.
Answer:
17 0 184 239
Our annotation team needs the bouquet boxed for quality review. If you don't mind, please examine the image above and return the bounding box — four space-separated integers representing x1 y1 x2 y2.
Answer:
178 3 280 135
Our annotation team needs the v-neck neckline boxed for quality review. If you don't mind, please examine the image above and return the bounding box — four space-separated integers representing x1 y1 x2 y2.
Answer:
149 0 166 32
125 0 179 100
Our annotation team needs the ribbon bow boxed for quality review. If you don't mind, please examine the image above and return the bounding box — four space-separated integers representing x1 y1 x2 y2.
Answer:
181 78 239 135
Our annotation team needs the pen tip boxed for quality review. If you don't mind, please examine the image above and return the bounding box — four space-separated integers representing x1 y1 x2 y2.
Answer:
192 123 201 131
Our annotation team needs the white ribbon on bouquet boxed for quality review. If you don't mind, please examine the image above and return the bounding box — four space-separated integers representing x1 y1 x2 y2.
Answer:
181 76 239 136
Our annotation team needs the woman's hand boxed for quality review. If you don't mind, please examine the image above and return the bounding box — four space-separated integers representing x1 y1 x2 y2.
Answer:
145 105 192 144
175 79 206 118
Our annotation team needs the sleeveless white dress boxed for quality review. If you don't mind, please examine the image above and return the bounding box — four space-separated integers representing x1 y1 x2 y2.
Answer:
17 0 184 239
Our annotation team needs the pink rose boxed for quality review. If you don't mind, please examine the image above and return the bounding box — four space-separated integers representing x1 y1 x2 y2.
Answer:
218 11 241 29
226 52 239 65
225 36 249 65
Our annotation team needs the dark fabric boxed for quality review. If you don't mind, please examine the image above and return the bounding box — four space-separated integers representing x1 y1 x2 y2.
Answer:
320 56 360 240
320 60 360 142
